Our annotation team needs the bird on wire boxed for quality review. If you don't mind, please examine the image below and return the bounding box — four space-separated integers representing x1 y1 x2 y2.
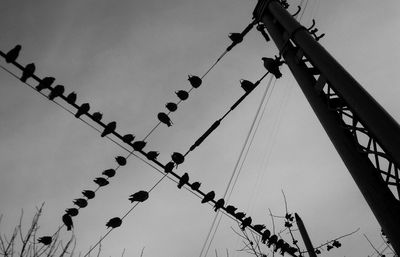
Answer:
164 161 175 173
225 205 237 215
66 92 77 104
94 177 109 187
20 63 35 82
240 79 256 93
262 56 284 79
171 152 184 166
201 191 215 204
175 90 189 101
253 224 266 232
82 190 95 199
241 217 252 230
36 77 55 92
214 198 225 212
165 102 177 112
102 169 116 178
92 112 103 121
122 134 135 144
73 198 88 208
101 121 117 137
177 172 189 189
75 103 90 118
129 190 149 203
158 112 173 127
106 217 122 229
115 156 127 166
62 214 73 231
132 140 146 151
48 85 65 100
267 234 278 247
146 151 159 161
188 75 202 88
65 208 79 217
235 212 246 220
261 229 271 244
38 236 52 245
190 181 201 191
5 45 21 63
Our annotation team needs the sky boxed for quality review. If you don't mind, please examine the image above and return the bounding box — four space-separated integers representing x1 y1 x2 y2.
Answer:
0 0 400 256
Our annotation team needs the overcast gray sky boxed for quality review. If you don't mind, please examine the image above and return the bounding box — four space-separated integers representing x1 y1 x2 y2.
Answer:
1 0 400 256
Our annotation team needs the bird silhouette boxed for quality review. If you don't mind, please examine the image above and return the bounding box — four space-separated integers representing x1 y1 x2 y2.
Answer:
75 103 90 118
115 156 127 166
267 234 278 247
201 191 215 204
164 161 175 173
92 112 103 121
165 102 177 112
36 77 55 92
190 181 201 190
214 198 225 212
122 134 135 144
261 229 271 244
132 141 146 151
5 45 21 63
129 190 149 202
253 224 266 232
228 33 243 44
158 112 173 127
177 172 189 189
62 214 73 231
66 92 77 104
280 242 290 255
82 190 95 199
175 90 189 101
65 208 79 217
146 151 159 160
94 177 109 187
101 121 116 137
102 169 116 178
240 79 256 93
48 85 65 100
274 239 285 253
188 75 202 88
262 57 283 78
234 212 246 220
171 152 184 165
241 217 252 230
106 217 122 229
225 205 237 215
332 240 341 248
73 198 88 208
21 63 35 82
327 244 333 251
38 236 52 245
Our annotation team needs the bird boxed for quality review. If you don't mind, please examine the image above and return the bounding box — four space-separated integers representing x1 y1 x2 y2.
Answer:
175 90 189 101
240 79 256 93
188 75 202 88
36 77 55 92
225 205 237 215
164 161 175 173
73 198 88 208
20 63 35 82
214 198 225 212
177 172 189 189
241 217 252 230
274 239 285 253
5 45 21 63
38 236 52 245
201 191 215 204
280 242 291 255
228 33 243 44
66 92 77 104
234 212 246 220
75 103 90 118
122 134 135 144
62 214 73 231
190 182 201 190
171 152 184 165
158 112 173 127
101 121 116 137
262 57 283 78
132 141 146 151
48 85 65 100
82 190 95 199
115 156 127 166
92 112 103 121
102 169 116 178
261 229 271 244
129 190 149 202
327 245 333 251
267 234 278 247
165 102 177 112
332 240 341 248
106 217 122 229
94 177 109 187
65 208 79 217
253 224 266 232
146 151 159 160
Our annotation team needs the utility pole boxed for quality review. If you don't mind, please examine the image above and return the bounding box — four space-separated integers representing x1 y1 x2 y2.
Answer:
295 213 317 257
253 0 400 255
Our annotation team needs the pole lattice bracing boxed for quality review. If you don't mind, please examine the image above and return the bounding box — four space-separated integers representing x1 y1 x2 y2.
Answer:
253 0 400 255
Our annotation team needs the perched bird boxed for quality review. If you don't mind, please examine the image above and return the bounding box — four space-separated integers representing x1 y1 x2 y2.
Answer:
66 92 77 104
129 190 149 202
122 134 135 144
228 33 243 44
201 191 215 204
165 102 177 112
280 242 291 255
234 212 246 220
274 239 285 253
188 75 202 88
262 57 283 79
48 85 65 100
177 172 189 189
101 121 116 137
5 45 22 63
225 205 237 215
261 229 271 244
75 103 90 118
253 224 266 232
106 217 122 229
65 208 79 217
171 152 184 165
240 79 256 93
175 90 189 101
190 181 201 191
132 141 146 151
332 240 341 248
158 112 173 127
62 214 73 231
92 112 103 121
267 234 278 247
115 156 127 166
214 198 225 212
73 198 88 208
36 77 55 92
327 245 333 251
38 236 52 245
241 217 252 230
164 161 175 173
102 168 116 178
146 151 159 160
21 63 35 82
82 190 95 199
94 177 109 187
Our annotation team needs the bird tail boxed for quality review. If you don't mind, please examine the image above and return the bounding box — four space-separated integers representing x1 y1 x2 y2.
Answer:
20 76 28 83
177 183 183 189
